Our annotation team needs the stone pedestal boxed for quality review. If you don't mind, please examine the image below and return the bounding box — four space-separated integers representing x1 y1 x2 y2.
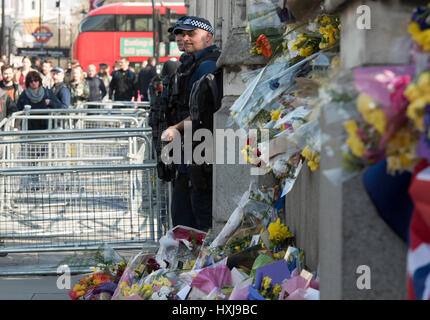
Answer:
318 68 407 299
284 166 320 272
340 0 416 69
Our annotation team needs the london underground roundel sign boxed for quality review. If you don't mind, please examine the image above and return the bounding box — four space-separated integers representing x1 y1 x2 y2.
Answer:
32 26 53 44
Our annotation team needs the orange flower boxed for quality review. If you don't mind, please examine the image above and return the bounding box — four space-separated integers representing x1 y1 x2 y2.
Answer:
93 273 111 283
256 34 272 58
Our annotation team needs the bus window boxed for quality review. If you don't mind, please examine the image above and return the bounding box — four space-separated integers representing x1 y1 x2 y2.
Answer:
117 15 153 32
79 15 116 33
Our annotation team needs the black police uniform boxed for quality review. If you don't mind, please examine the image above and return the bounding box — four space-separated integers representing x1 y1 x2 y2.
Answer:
169 44 221 231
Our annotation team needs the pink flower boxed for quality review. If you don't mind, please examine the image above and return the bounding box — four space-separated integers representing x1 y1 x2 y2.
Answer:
389 75 410 114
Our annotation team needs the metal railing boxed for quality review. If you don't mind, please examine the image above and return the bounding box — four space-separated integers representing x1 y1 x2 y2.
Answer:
0 108 151 131
0 128 170 255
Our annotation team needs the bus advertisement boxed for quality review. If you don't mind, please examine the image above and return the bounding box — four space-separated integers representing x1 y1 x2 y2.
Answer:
73 2 186 71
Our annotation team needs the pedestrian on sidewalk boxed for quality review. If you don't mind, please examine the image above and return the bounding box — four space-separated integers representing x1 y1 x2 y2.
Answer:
109 57 136 105
137 57 158 101
1 64 23 103
69 66 89 108
16 71 64 130
51 67 71 108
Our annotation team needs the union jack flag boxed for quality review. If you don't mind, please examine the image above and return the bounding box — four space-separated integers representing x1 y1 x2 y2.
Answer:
407 162 430 300
89 0 105 11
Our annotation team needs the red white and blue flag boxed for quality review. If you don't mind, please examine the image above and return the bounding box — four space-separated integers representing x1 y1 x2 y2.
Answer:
407 163 430 300
89 0 105 12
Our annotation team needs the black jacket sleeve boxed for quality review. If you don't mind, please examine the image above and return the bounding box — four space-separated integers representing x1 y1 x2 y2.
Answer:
6 94 18 117
99 78 107 99
46 89 65 109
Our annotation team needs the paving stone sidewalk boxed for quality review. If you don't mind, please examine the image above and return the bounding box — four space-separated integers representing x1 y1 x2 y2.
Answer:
0 249 143 300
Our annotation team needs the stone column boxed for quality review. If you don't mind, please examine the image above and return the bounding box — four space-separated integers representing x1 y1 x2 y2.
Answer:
213 0 274 235
319 0 413 299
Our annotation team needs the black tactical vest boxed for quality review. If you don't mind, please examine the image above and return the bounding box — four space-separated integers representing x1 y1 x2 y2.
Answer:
169 49 221 124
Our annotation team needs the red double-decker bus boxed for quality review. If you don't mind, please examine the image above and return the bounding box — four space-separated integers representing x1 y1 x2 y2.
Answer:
73 2 186 71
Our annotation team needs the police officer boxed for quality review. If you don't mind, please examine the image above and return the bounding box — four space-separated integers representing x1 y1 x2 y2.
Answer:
153 17 190 182
161 17 221 232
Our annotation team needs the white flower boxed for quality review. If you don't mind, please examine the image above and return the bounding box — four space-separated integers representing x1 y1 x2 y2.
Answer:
151 291 168 300
307 22 318 33
159 286 171 296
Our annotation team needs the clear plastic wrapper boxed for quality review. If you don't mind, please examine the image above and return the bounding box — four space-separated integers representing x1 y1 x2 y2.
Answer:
241 67 264 84
289 119 321 152
248 0 286 43
229 52 320 129
209 187 252 249
281 160 303 197
322 167 359 186
112 250 151 299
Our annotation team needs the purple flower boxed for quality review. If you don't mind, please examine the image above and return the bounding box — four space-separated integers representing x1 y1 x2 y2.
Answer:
94 281 117 295
411 6 430 30
416 105 430 162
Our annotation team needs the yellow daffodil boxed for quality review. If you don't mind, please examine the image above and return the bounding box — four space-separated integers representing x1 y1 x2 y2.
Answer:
404 83 421 101
271 109 281 121
273 284 282 295
357 93 386 134
346 134 366 158
418 72 430 91
404 72 430 130
153 277 171 288
387 156 402 173
76 290 86 298
268 218 293 242
385 127 419 174
130 284 140 295
320 15 332 25
73 284 85 291
344 121 366 157
302 145 320 171
299 46 314 57
262 277 272 290
407 95 430 130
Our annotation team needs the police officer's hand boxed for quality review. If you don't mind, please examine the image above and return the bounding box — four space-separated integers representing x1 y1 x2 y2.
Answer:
161 126 179 142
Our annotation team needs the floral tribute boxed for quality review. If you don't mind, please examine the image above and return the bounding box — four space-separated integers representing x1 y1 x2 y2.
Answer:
69 184 318 300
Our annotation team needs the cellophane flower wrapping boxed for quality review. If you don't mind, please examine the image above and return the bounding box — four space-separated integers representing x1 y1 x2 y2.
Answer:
228 51 318 130
247 0 286 43
190 263 232 295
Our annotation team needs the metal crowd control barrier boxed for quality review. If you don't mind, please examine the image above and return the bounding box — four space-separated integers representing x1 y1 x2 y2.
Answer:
0 124 171 274
0 108 151 132
81 101 150 109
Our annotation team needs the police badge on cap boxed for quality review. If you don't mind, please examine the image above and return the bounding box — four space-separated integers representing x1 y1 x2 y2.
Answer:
168 16 190 33
173 16 214 35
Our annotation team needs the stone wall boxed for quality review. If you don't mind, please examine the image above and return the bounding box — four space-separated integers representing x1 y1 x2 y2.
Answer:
186 0 413 299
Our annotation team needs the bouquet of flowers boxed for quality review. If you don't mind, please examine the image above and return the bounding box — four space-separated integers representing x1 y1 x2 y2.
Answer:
408 4 430 52
247 0 285 58
69 272 114 300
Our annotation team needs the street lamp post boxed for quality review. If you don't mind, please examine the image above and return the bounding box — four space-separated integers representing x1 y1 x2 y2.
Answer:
57 0 61 66
151 0 159 65
1 0 5 58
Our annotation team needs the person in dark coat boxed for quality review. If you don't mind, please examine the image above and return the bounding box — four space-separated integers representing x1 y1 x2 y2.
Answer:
137 57 157 101
16 71 64 130
0 87 18 124
51 67 71 108
86 64 107 104
0 64 23 102
109 57 136 104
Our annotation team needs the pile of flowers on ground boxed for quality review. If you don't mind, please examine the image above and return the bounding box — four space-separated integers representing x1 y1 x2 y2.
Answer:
69 185 319 300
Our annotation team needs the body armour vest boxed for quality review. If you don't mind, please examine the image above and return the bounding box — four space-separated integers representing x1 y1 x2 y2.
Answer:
169 49 221 124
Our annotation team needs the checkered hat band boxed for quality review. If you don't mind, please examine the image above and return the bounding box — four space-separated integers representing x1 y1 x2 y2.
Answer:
184 19 214 34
